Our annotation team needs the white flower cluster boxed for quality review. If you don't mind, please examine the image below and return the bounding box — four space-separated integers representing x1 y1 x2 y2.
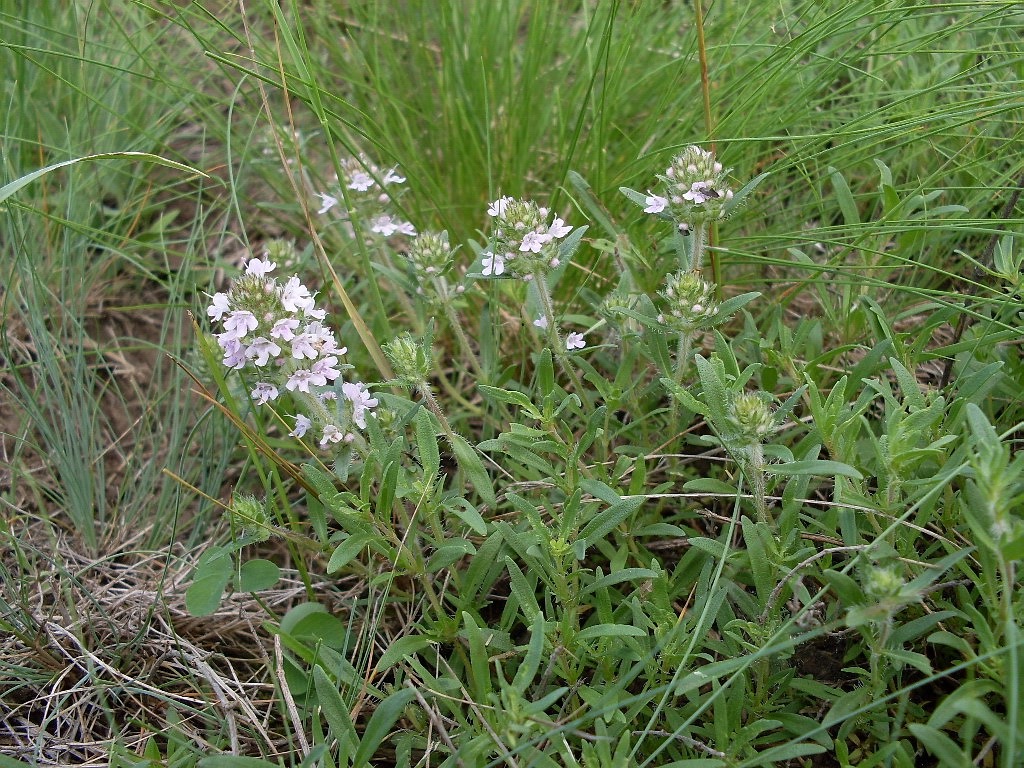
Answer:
643 145 734 228
315 155 416 237
480 196 573 280
207 257 378 447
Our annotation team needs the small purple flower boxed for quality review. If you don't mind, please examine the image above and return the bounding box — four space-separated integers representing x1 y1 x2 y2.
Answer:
342 381 378 429
251 382 279 405
270 317 300 341
644 192 668 214
290 333 319 360
290 414 312 438
519 231 550 253
481 251 505 276
246 337 282 367
281 277 314 313
316 193 339 214
285 368 316 393
218 335 247 369
245 257 276 277
311 355 341 382
207 292 231 322
347 171 374 192
223 310 258 340
320 423 345 446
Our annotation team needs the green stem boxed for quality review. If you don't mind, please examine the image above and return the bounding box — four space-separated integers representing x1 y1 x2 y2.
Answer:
689 222 708 273
440 285 485 379
668 331 694 438
746 443 770 525
418 383 458 448
534 273 586 396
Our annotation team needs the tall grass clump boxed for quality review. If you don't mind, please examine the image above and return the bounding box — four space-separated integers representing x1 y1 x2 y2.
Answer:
2 0 1023 765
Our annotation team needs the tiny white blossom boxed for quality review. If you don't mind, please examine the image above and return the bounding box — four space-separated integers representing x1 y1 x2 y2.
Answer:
395 220 417 236
481 252 505 276
290 414 312 438
270 317 300 341
281 276 314 313
566 332 586 350
520 231 551 253
533 315 549 329
311 355 341 383
382 168 406 185
347 171 374 192
290 332 319 360
246 337 282 367
315 193 339 214
371 215 399 236
342 381 378 429
245 257 276 277
683 182 716 205
547 217 572 238
218 335 247 369
487 196 514 217
251 382 279 405
320 423 345 446
285 368 316 393
207 292 231 322
223 310 258 340
644 192 668 214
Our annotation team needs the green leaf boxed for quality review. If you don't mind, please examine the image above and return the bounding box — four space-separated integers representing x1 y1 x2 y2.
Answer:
237 559 281 592
427 539 477 572
504 557 542 619
327 533 372 574
352 688 418 767
414 409 440 478
445 497 488 535
478 384 539 416
577 496 643 552
828 167 860 226
715 291 761 320
375 635 435 674
185 546 232 617
769 460 863 480
0 152 209 205
450 434 496 506
568 170 621 238
577 623 647 641
199 758 279 768
737 742 824 766
725 171 770 217
313 666 358 748
907 724 970 767
512 612 547 692
581 568 659 596
461 612 493 699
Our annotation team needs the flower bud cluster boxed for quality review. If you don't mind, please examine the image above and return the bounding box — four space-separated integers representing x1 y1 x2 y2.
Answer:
480 196 573 280
657 271 719 332
644 145 734 227
729 391 777 444
207 256 377 447
315 154 416 238
408 231 457 277
864 564 906 602
384 333 433 387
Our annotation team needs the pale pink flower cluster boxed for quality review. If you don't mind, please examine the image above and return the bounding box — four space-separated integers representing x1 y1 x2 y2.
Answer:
643 146 734 226
207 256 377 447
480 197 573 279
315 155 415 237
